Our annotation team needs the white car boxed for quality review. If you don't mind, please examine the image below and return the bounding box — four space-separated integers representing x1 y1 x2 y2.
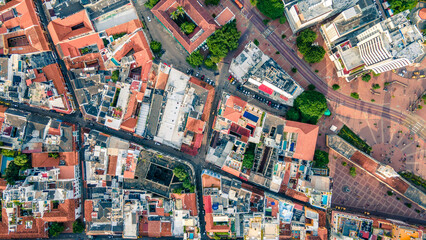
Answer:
147 16 151 22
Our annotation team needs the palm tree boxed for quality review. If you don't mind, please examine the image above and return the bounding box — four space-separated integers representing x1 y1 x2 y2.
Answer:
176 6 185 17
171 11 179 20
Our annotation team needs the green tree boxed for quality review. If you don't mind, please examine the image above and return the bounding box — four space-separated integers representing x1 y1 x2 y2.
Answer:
173 166 188 181
388 0 418 14
171 11 179 20
362 74 371 82
253 39 259 46
144 0 160 9
49 222 65 237
341 161 347 166
351 92 360 99
150 40 162 53
242 143 255 169
291 67 297 73
181 22 196 34
296 29 317 54
279 15 287 24
205 0 220 6
204 58 217 70
349 167 356 177
4 161 21 185
1 149 15 157
307 84 315 91
293 90 327 124
372 83 380 89
257 0 284 19
73 219 85 233
186 50 204 67
286 108 300 121
111 70 119 82
183 178 193 189
332 84 340 90
313 150 329 168
304 45 325 63
207 20 241 60
48 152 60 159
14 154 28 167
176 6 185 16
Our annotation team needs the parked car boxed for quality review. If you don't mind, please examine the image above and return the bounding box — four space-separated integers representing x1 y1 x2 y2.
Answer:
201 75 205 80
147 16 151 22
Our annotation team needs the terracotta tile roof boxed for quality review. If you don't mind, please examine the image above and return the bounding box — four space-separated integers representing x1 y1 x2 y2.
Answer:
205 213 230 233
171 193 198 216
43 64 67 95
105 19 143 36
0 179 7 191
85 200 94 222
107 155 118 176
47 10 94 45
283 121 319 161
58 33 104 58
202 173 221 188
215 7 235 26
43 199 76 222
161 222 172 237
285 188 309 202
111 31 153 81
266 196 279 217
225 95 247 109
31 152 78 167
221 165 241 177
147 221 161 237
123 93 138 121
155 71 169 90
62 52 106 70
0 0 40 29
186 117 206 134
3 26 49 54
350 151 379 173
58 166 75 179
121 118 138 132
151 0 218 53
317 228 328 240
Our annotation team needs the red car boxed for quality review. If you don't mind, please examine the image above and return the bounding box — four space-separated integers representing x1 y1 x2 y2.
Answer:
228 75 232 80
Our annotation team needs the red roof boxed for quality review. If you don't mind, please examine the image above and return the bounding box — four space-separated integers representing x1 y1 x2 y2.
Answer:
419 8 426 20
85 200 93 222
259 84 273 95
203 195 212 214
170 193 198 216
107 155 118 176
147 221 161 237
215 7 235 26
151 0 218 53
186 117 206 134
283 121 319 161
47 10 94 45
31 152 78 167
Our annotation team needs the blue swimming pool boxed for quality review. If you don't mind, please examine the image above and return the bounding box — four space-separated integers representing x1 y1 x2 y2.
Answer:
111 57 120 66
322 195 328 206
1 156 14 174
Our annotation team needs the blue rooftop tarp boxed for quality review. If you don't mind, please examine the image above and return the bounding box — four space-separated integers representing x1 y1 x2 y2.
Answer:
243 111 259 122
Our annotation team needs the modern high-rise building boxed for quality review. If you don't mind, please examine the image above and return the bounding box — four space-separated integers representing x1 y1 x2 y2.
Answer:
324 10 425 81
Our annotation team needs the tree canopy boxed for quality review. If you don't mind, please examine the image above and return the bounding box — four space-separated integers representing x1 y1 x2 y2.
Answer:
293 90 327 124
13 154 28 167
304 45 325 63
361 74 371 82
1 149 15 157
205 0 220 6
49 222 65 237
207 20 241 60
186 50 204 67
144 0 160 9
173 166 189 181
313 150 329 168
4 161 21 185
73 219 85 234
388 0 418 13
111 70 119 82
242 143 256 169
257 0 284 19
296 29 325 63
181 22 196 34
204 58 217 70
150 40 162 53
